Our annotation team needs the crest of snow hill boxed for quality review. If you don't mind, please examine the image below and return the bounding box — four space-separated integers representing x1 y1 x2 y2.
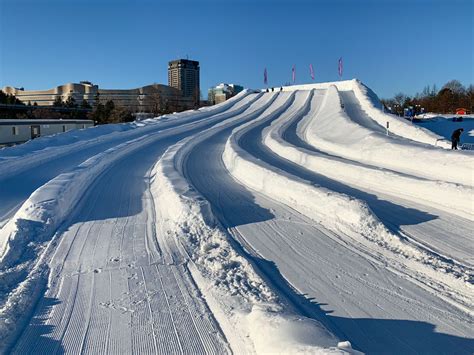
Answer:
0 79 472 354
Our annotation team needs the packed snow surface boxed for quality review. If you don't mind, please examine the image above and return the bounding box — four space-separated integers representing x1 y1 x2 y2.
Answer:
0 81 473 354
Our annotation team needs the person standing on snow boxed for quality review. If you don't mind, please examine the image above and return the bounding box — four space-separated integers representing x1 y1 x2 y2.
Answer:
451 128 464 150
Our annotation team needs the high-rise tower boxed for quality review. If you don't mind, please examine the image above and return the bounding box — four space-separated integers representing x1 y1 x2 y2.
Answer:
168 59 200 102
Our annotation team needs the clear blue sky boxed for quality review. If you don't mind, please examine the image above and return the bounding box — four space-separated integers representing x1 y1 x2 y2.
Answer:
1 0 472 99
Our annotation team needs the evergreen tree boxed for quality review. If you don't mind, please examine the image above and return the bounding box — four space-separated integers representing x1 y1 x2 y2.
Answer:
53 96 64 107
104 100 115 117
81 99 91 109
65 96 77 108
93 92 101 107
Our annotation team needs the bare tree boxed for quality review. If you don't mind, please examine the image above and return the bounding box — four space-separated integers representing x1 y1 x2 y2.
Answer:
147 90 163 115
393 92 407 107
442 80 465 94
193 87 200 108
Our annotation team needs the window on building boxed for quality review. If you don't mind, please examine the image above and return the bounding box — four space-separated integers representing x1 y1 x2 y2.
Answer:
12 126 19 135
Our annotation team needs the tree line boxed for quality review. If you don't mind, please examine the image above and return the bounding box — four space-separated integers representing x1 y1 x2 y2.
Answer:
381 80 473 116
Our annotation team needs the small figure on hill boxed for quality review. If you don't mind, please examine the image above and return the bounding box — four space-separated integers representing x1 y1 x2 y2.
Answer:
451 128 464 150
266 88 269 93
280 86 283 91
271 87 274 92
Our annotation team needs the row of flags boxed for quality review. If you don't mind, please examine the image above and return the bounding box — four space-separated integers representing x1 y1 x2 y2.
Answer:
264 57 343 85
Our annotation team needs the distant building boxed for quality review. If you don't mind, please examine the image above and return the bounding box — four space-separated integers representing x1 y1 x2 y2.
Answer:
168 59 200 103
2 82 195 112
208 83 243 105
2 82 99 107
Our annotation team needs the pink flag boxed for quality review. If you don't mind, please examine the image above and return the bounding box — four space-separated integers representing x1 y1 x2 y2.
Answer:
309 64 315 80
338 57 343 78
292 65 296 84
264 67 268 85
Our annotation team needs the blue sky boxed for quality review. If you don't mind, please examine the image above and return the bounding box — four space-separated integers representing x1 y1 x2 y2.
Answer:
0 0 472 99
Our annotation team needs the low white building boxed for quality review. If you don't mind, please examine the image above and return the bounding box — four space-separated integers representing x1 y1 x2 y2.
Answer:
208 83 244 105
0 119 94 145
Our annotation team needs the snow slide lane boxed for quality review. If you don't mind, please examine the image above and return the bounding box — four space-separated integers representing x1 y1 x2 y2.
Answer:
11 134 230 354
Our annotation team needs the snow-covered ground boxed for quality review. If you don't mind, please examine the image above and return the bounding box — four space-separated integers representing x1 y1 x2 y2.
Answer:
413 115 474 145
0 80 472 354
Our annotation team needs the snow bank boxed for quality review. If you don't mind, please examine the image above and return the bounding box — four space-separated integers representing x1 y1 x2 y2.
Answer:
0 133 163 351
302 85 474 186
151 134 351 353
277 79 449 148
264 91 473 220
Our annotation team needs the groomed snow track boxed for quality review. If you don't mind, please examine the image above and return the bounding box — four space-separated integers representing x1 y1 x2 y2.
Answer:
0 80 473 354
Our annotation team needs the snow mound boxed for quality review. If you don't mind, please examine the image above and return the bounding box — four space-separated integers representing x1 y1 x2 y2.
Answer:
246 304 361 354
